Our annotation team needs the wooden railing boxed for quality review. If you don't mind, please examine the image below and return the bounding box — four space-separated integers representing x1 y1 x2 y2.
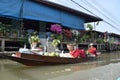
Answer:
0 37 27 52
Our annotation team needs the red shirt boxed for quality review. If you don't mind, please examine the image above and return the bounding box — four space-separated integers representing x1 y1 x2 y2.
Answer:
88 47 97 56
70 49 87 58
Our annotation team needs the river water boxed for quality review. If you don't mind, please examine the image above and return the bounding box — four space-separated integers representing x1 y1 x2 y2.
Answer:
0 51 120 80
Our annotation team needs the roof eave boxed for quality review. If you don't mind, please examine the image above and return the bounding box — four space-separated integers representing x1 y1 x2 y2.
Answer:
31 0 103 22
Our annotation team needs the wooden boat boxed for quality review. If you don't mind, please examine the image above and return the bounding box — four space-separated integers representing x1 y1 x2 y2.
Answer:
0 52 96 66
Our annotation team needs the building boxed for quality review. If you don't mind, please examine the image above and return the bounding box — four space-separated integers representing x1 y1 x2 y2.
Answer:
0 0 102 51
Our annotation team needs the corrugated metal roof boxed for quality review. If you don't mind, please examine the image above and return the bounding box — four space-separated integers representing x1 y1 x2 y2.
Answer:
31 0 103 23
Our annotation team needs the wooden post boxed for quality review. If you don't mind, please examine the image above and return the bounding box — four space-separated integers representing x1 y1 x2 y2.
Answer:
1 39 5 52
60 42 63 50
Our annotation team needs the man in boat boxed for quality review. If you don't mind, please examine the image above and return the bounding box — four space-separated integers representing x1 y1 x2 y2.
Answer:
60 43 87 58
86 43 97 57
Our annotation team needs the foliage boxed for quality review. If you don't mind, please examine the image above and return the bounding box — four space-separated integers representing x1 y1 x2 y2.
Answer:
56 34 63 41
50 24 63 49
0 22 6 33
96 38 104 44
86 24 95 40
71 29 80 40
87 24 93 31
63 29 72 39
52 39 60 48
79 35 89 42
0 22 11 37
28 32 40 44
75 34 81 42
109 37 115 43
51 33 63 41
50 24 63 40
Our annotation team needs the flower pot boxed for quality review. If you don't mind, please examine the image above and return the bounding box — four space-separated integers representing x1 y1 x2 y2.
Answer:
31 42 37 49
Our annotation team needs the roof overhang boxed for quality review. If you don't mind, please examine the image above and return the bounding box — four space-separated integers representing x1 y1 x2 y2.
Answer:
31 0 103 23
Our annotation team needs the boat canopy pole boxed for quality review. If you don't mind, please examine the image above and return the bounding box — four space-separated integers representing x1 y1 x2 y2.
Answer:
19 0 25 37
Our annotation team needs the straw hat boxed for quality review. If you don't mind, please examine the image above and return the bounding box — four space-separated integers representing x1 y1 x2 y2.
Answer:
89 43 94 46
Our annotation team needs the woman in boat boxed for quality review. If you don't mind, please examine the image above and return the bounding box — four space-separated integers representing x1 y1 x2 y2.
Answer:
60 43 87 58
87 43 97 57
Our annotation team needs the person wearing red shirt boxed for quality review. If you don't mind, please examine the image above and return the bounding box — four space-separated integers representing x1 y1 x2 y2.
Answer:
66 43 87 58
87 43 97 57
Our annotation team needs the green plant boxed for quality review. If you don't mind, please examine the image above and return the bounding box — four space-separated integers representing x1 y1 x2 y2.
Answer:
86 24 95 40
109 37 115 43
28 32 40 44
96 38 104 44
56 34 63 41
0 22 5 33
52 39 60 48
87 24 93 31
80 35 89 42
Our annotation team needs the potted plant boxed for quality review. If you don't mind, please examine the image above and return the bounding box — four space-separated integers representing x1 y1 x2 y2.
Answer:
50 24 63 51
28 31 40 49
71 29 80 42
52 39 60 48
63 29 72 41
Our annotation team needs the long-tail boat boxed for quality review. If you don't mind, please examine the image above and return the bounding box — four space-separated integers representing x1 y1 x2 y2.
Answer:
0 52 96 66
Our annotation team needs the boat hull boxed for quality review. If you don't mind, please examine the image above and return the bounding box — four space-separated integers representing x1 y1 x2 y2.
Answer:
0 53 96 66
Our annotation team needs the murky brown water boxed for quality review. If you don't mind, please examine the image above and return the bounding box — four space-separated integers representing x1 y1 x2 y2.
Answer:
0 51 120 80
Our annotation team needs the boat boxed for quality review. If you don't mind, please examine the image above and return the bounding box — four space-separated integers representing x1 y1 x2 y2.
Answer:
0 52 96 66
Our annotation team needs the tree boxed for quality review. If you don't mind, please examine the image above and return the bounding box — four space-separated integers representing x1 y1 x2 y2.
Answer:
86 24 94 42
87 24 93 31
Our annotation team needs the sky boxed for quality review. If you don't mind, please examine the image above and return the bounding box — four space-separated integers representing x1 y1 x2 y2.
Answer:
48 0 120 35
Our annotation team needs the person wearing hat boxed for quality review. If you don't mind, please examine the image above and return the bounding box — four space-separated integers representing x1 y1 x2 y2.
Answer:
87 43 97 57
62 43 87 58
59 43 74 57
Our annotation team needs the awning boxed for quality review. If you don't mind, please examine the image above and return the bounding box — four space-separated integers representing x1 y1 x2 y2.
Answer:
0 0 85 30
0 0 22 19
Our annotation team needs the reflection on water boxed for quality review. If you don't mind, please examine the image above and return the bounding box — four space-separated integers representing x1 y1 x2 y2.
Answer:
0 51 120 80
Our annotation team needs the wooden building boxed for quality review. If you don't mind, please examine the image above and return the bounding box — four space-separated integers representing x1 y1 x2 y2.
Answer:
78 30 120 52
0 0 102 52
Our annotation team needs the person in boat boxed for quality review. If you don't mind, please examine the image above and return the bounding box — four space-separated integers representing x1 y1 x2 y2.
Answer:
60 43 87 58
86 43 97 57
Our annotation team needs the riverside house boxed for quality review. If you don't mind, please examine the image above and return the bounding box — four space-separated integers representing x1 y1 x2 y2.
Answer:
0 0 102 51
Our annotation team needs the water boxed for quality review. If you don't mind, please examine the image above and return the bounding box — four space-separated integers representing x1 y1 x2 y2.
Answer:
0 51 120 80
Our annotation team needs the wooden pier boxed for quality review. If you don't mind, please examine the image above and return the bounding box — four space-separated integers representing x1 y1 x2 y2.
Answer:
0 37 26 52
89 43 120 52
